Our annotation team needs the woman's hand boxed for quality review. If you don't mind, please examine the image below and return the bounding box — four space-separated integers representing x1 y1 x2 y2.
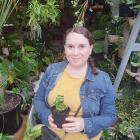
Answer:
62 117 84 133
48 114 61 130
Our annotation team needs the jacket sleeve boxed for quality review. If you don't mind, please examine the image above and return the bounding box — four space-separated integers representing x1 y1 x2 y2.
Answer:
33 65 52 126
83 74 116 138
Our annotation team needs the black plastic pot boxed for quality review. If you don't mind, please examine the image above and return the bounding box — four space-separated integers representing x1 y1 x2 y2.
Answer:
0 94 23 134
88 0 96 6
131 65 138 73
64 0 71 8
119 4 134 17
52 107 70 128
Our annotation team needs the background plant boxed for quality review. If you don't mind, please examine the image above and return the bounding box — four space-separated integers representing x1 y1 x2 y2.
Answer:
73 0 88 26
27 0 60 40
0 0 19 32
0 133 14 140
130 52 140 66
105 16 126 35
102 84 140 140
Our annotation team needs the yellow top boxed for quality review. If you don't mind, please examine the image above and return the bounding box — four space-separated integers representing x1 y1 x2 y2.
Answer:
48 68 102 140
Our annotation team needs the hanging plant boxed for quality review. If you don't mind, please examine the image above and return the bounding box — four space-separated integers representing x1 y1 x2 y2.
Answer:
74 0 88 26
27 0 60 40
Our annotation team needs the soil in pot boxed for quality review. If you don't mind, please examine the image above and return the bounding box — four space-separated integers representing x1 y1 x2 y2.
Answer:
52 107 70 128
0 93 23 134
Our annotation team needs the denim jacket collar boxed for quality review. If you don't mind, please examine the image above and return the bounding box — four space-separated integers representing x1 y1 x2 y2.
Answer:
53 60 96 82
85 65 97 82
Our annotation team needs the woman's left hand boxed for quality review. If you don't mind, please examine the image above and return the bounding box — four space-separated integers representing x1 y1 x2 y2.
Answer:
62 117 84 133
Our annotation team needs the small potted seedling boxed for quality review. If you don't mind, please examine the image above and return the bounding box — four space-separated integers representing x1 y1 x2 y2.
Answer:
51 95 70 128
130 52 140 73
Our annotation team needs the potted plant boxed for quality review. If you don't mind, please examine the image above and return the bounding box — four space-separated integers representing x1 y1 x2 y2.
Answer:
105 17 125 43
0 72 23 135
0 53 37 115
51 95 70 128
130 52 140 73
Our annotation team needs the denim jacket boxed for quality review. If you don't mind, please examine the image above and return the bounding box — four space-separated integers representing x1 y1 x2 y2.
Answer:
33 60 116 139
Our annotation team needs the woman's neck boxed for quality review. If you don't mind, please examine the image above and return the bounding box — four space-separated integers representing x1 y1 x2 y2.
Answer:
66 63 87 78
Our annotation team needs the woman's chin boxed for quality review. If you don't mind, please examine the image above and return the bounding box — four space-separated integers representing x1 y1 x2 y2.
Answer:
70 62 82 67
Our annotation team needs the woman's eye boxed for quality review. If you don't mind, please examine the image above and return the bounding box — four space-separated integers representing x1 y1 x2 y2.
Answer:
79 45 86 48
67 45 73 49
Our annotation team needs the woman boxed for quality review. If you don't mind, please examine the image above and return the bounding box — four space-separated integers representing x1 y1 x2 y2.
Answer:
33 26 116 140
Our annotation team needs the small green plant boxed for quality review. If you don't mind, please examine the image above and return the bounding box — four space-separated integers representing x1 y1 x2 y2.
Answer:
52 95 67 112
93 41 105 54
92 30 106 40
23 121 43 140
105 17 126 35
130 52 140 66
0 133 14 140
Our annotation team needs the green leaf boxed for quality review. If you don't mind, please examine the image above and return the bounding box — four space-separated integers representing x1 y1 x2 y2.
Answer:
93 41 105 53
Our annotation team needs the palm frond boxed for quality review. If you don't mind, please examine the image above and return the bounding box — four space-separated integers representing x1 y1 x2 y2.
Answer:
0 0 19 32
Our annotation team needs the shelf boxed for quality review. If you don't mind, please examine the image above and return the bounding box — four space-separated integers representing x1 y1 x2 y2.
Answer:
114 12 140 91
125 68 140 83
91 4 104 10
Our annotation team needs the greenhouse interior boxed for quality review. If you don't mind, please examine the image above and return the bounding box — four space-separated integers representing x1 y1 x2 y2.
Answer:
0 0 140 140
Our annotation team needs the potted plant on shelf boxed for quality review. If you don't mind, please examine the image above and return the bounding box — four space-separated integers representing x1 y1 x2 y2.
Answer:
51 95 70 128
130 52 140 73
105 17 125 44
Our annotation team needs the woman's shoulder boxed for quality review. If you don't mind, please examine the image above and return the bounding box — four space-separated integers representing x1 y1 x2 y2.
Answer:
96 69 113 84
95 69 114 92
47 61 67 69
44 61 67 74
97 69 110 79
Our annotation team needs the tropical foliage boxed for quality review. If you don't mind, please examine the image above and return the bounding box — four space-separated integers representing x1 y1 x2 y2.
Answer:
0 0 19 32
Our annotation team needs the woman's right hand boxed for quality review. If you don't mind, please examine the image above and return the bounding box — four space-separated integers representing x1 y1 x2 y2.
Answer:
48 114 61 130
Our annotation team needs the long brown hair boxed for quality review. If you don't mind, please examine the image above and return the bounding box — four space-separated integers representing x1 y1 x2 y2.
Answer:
64 26 97 75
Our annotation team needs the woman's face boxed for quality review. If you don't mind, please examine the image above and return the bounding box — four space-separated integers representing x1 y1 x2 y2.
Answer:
64 32 93 68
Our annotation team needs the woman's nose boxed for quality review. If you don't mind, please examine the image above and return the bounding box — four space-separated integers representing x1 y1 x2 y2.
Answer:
74 48 78 55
